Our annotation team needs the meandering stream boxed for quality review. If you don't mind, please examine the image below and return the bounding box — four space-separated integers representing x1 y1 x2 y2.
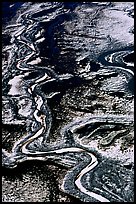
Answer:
2 2 134 202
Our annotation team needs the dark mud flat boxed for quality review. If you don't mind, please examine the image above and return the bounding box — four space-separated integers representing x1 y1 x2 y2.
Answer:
2 2 134 202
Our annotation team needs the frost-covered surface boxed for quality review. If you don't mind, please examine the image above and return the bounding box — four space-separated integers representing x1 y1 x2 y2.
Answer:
2 2 134 202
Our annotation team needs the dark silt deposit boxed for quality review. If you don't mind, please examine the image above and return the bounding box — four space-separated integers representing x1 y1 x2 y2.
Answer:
2 2 134 202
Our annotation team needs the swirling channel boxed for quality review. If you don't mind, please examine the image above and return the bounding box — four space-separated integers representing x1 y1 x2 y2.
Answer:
2 2 134 202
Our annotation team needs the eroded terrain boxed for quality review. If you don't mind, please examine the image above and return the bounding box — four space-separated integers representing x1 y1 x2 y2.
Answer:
2 2 134 202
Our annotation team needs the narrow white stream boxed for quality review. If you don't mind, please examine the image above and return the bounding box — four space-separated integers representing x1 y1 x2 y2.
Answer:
75 153 110 202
